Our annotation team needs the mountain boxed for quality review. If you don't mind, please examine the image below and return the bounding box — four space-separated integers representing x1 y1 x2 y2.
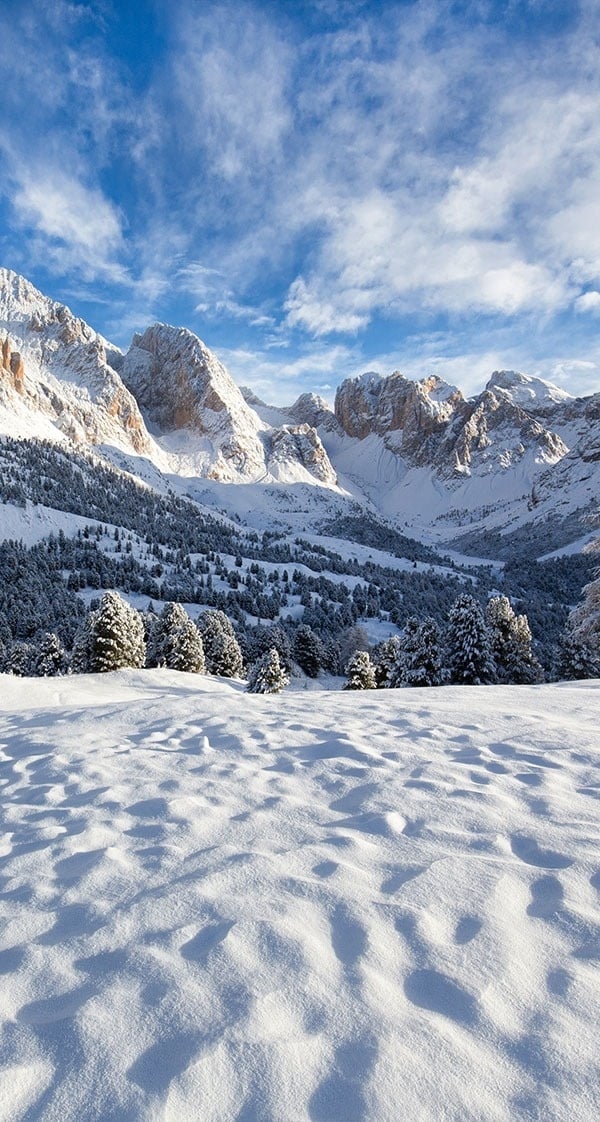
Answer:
0 269 338 489
0 269 150 454
0 267 598 554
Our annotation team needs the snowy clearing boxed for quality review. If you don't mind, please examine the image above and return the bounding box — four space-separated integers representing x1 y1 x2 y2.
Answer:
0 672 598 1122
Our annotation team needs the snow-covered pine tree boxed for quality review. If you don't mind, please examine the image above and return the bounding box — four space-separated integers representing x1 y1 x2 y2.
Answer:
566 538 600 655
554 629 600 681
31 632 69 677
402 617 444 687
344 649 377 690
76 591 146 673
152 602 205 673
486 596 542 684
247 648 289 694
7 640 35 677
293 624 323 678
389 618 421 687
445 594 496 685
198 609 243 677
374 635 402 688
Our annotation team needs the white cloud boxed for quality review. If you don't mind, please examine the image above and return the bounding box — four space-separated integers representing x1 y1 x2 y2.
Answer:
575 291 600 314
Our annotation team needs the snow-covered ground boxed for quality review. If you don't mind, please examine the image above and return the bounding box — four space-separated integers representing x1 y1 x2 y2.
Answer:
0 672 598 1122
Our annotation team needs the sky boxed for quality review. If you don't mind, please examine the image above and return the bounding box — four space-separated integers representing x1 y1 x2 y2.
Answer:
1 0 600 405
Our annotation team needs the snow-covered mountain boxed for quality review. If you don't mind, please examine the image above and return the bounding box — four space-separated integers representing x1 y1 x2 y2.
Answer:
0 269 338 489
0 268 598 552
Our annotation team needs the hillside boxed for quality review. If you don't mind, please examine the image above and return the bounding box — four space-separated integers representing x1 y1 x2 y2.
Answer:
0 671 598 1121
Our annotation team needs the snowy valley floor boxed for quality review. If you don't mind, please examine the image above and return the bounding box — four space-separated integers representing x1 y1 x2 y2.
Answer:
0 672 598 1122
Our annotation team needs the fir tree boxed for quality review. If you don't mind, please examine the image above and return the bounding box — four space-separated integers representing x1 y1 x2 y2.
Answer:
446 594 496 685
374 635 402 688
293 624 323 678
247 648 289 694
77 591 146 672
198 609 243 677
554 630 600 681
8 640 35 677
389 618 421 687
402 617 444 687
344 649 377 690
31 632 69 677
152 602 205 673
486 596 542 684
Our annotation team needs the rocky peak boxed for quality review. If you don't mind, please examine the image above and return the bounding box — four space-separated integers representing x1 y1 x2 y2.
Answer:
287 392 340 433
486 369 572 409
0 268 150 454
122 324 268 481
334 369 463 457
267 423 338 485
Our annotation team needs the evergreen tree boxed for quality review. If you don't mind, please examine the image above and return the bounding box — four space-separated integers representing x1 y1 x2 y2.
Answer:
76 591 146 672
566 540 600 656
374 635 402 688
198 609 243 677
247 648 289 694
152 602 205 673
486 596 542 684
445 594 496 685
344 649 377 690
554 630 600 681
31 632 69 677
389 618 421 687
8 640 35 677
402 617 444 687
293 624 323 678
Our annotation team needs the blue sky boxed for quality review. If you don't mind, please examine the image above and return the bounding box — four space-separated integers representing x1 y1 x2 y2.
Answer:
1 0 600 404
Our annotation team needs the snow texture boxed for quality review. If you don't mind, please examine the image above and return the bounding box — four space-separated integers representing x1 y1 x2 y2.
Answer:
0 671 598 1122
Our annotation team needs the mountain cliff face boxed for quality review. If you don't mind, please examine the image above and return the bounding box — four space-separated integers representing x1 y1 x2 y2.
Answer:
334 368 568 477
0 272 339 488
0 268 597 547
0 269 150 454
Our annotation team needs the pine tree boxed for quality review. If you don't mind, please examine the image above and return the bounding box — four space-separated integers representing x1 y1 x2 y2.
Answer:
446 594 496 685
293 624 323 678
374 635 402 688
402 617 444 687
152 602 205 673
566 539 600 656
8 640 35 677
554 630 600 681
198 609 243 677
31 632 69 677
247 648 289 694
76 591 145 672
389 618 421 687
344 649 377 690
486 596 542 684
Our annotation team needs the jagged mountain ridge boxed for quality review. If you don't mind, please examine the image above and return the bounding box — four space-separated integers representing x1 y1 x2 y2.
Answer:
0 267 598 550
0 269 337 488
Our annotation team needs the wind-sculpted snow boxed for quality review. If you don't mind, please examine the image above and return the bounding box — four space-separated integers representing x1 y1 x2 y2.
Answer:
0 673 598 1121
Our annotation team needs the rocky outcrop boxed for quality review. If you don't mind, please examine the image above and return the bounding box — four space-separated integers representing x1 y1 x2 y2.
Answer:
267 424 338 484
1 335 25 394
287 393 340 434
0 267 151 454
122 324 268 481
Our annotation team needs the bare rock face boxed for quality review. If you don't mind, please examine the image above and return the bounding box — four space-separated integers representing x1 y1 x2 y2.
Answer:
1 335 25 394
0 268 150 454
287 393 341 434
267 424 338 484
122 324 269 481
335 370 464 462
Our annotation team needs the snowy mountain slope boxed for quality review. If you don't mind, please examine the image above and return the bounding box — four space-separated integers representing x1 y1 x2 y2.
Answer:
0 268 598 555
0 670 598 1122
0 269 151 455
0 271 340 490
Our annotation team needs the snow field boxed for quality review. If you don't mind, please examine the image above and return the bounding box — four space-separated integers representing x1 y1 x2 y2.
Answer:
0 673 598 1121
